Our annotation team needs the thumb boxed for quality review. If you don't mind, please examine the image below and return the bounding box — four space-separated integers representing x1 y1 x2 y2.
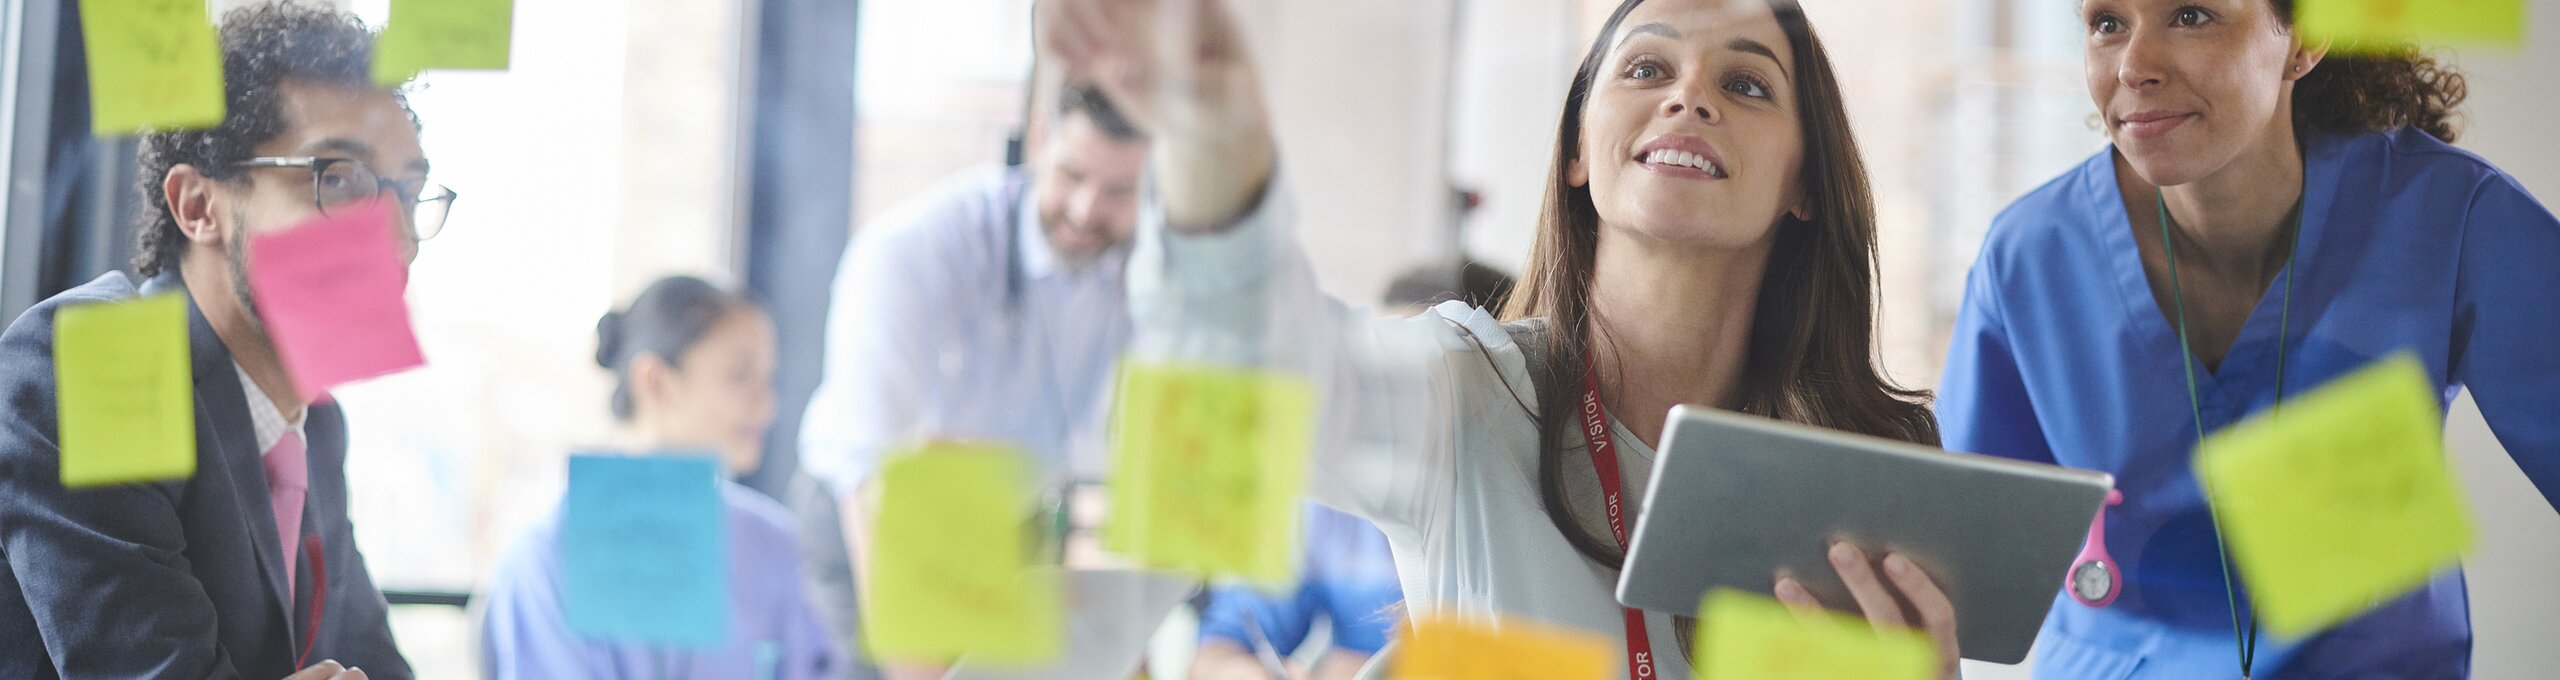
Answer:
283 661 345 680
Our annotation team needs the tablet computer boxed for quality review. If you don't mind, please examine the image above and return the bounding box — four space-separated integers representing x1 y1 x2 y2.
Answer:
1615 406 2112 664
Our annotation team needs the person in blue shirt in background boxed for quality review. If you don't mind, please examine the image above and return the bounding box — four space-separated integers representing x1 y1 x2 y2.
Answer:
1190 505 1402 680
481 276 841 679
1182 245 1498 680
1937 1 2560 677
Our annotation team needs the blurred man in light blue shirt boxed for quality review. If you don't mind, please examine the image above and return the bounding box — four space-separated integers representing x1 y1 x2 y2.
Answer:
798 82 1147 680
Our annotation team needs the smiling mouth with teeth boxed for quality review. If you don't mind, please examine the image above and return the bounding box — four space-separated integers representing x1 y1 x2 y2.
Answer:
1641 149 1728 178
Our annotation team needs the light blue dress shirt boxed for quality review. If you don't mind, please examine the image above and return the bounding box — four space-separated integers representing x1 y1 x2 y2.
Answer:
1939 129 2560 679
799 166 1132 494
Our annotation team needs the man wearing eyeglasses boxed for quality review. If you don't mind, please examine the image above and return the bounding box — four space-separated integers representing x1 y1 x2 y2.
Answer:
0 5 447 679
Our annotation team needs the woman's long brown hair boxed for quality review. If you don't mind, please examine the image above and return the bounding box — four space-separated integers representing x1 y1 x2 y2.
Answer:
1500 0 1939 569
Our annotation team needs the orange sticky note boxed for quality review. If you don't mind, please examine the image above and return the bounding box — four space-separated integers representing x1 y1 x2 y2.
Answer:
1105 361 1314 586
54 294 196 488
1395 615 1614 680
2194 353 2473 636
862 444 1062 665
1694 589 1938 680
2298 0 2526 51
79 0 227 136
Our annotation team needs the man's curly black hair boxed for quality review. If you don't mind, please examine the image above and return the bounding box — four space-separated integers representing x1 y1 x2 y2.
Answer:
130 1 418 278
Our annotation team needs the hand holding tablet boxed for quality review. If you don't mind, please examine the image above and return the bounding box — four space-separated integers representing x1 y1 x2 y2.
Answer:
1617 406 2113 664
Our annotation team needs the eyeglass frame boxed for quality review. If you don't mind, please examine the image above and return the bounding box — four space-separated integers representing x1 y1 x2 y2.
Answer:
231 156 459 240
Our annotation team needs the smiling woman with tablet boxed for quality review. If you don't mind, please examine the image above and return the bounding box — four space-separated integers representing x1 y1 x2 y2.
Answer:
1044 0 1973 676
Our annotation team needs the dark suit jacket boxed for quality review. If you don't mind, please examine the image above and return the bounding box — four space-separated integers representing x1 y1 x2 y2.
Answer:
0 272 410 679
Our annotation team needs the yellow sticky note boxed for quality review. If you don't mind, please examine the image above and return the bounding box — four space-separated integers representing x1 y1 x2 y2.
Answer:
371 0 514 86
78 0 226 136
861 444 1062 665
1695 589 1938 680
2194 353 2472 637
1395 615 1614 680
2298 0 2526 51
55 294 196 488
1105 361 1314 586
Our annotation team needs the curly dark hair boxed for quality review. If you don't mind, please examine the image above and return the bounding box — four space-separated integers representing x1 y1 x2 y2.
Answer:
130 1 416 278
2276 0 2469 143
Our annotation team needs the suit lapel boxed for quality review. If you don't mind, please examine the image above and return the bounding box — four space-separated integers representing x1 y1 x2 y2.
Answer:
152 273 299 636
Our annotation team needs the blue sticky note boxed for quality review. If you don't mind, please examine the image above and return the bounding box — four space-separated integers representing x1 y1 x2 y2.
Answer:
560 453 730 646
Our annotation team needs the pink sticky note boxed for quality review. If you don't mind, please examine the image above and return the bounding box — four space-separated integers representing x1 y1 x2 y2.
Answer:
246 199 425 402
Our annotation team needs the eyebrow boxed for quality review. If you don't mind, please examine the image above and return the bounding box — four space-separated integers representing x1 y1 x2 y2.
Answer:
300 137 432 176
1614 22 1680 51
300 137 374 160
1728 37 1789 79
1614 22 1793 80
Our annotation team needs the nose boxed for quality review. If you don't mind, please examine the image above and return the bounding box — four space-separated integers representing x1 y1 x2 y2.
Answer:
1067 186 1102 228
1658 77 1720 123
2118 28 2169 91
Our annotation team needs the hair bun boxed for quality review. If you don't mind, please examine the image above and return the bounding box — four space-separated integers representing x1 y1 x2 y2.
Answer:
594 310 626 369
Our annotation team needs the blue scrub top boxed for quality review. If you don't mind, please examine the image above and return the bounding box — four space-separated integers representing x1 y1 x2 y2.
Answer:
1939 129 2560 679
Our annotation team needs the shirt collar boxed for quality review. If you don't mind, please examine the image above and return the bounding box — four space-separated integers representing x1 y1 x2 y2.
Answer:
1013 187 1062 281
233 362 305 455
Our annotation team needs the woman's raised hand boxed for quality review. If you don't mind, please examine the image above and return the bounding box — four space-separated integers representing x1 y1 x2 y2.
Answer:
1036 0 1275 230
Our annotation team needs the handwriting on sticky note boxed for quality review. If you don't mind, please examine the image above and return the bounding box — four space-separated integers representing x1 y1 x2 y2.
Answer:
371 0 514 86
54 294 196 488
2194 353 2473 636
863 444 1062 665
244 199 424 402
1395 615 1612 680
1694 589 1938 680
2297 0 2526 51
560 453 731 646
79 0 226 136
1104 361 1314 586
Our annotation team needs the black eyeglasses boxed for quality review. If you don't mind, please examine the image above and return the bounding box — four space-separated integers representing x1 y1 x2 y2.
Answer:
232 157 459 240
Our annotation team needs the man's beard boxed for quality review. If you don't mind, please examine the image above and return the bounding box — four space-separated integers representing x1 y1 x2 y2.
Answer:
224 210 264 326
1044 213 1127 268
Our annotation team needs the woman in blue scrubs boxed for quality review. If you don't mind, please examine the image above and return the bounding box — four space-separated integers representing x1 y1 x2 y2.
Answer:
1937 0 2560 677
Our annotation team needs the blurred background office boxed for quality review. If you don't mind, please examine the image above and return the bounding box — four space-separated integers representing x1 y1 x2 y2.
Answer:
0 0 2551 677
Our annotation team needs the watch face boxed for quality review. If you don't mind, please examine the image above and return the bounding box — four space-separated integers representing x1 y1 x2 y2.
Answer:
2072 561 2114 601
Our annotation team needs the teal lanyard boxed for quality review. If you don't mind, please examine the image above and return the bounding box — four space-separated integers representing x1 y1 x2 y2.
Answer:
2157 190 2304 679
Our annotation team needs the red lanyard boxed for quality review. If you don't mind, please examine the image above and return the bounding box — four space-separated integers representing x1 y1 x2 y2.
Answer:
1580 362 1658 679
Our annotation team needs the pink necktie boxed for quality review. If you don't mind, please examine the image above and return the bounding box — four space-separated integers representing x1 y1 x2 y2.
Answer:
264 430 308 594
